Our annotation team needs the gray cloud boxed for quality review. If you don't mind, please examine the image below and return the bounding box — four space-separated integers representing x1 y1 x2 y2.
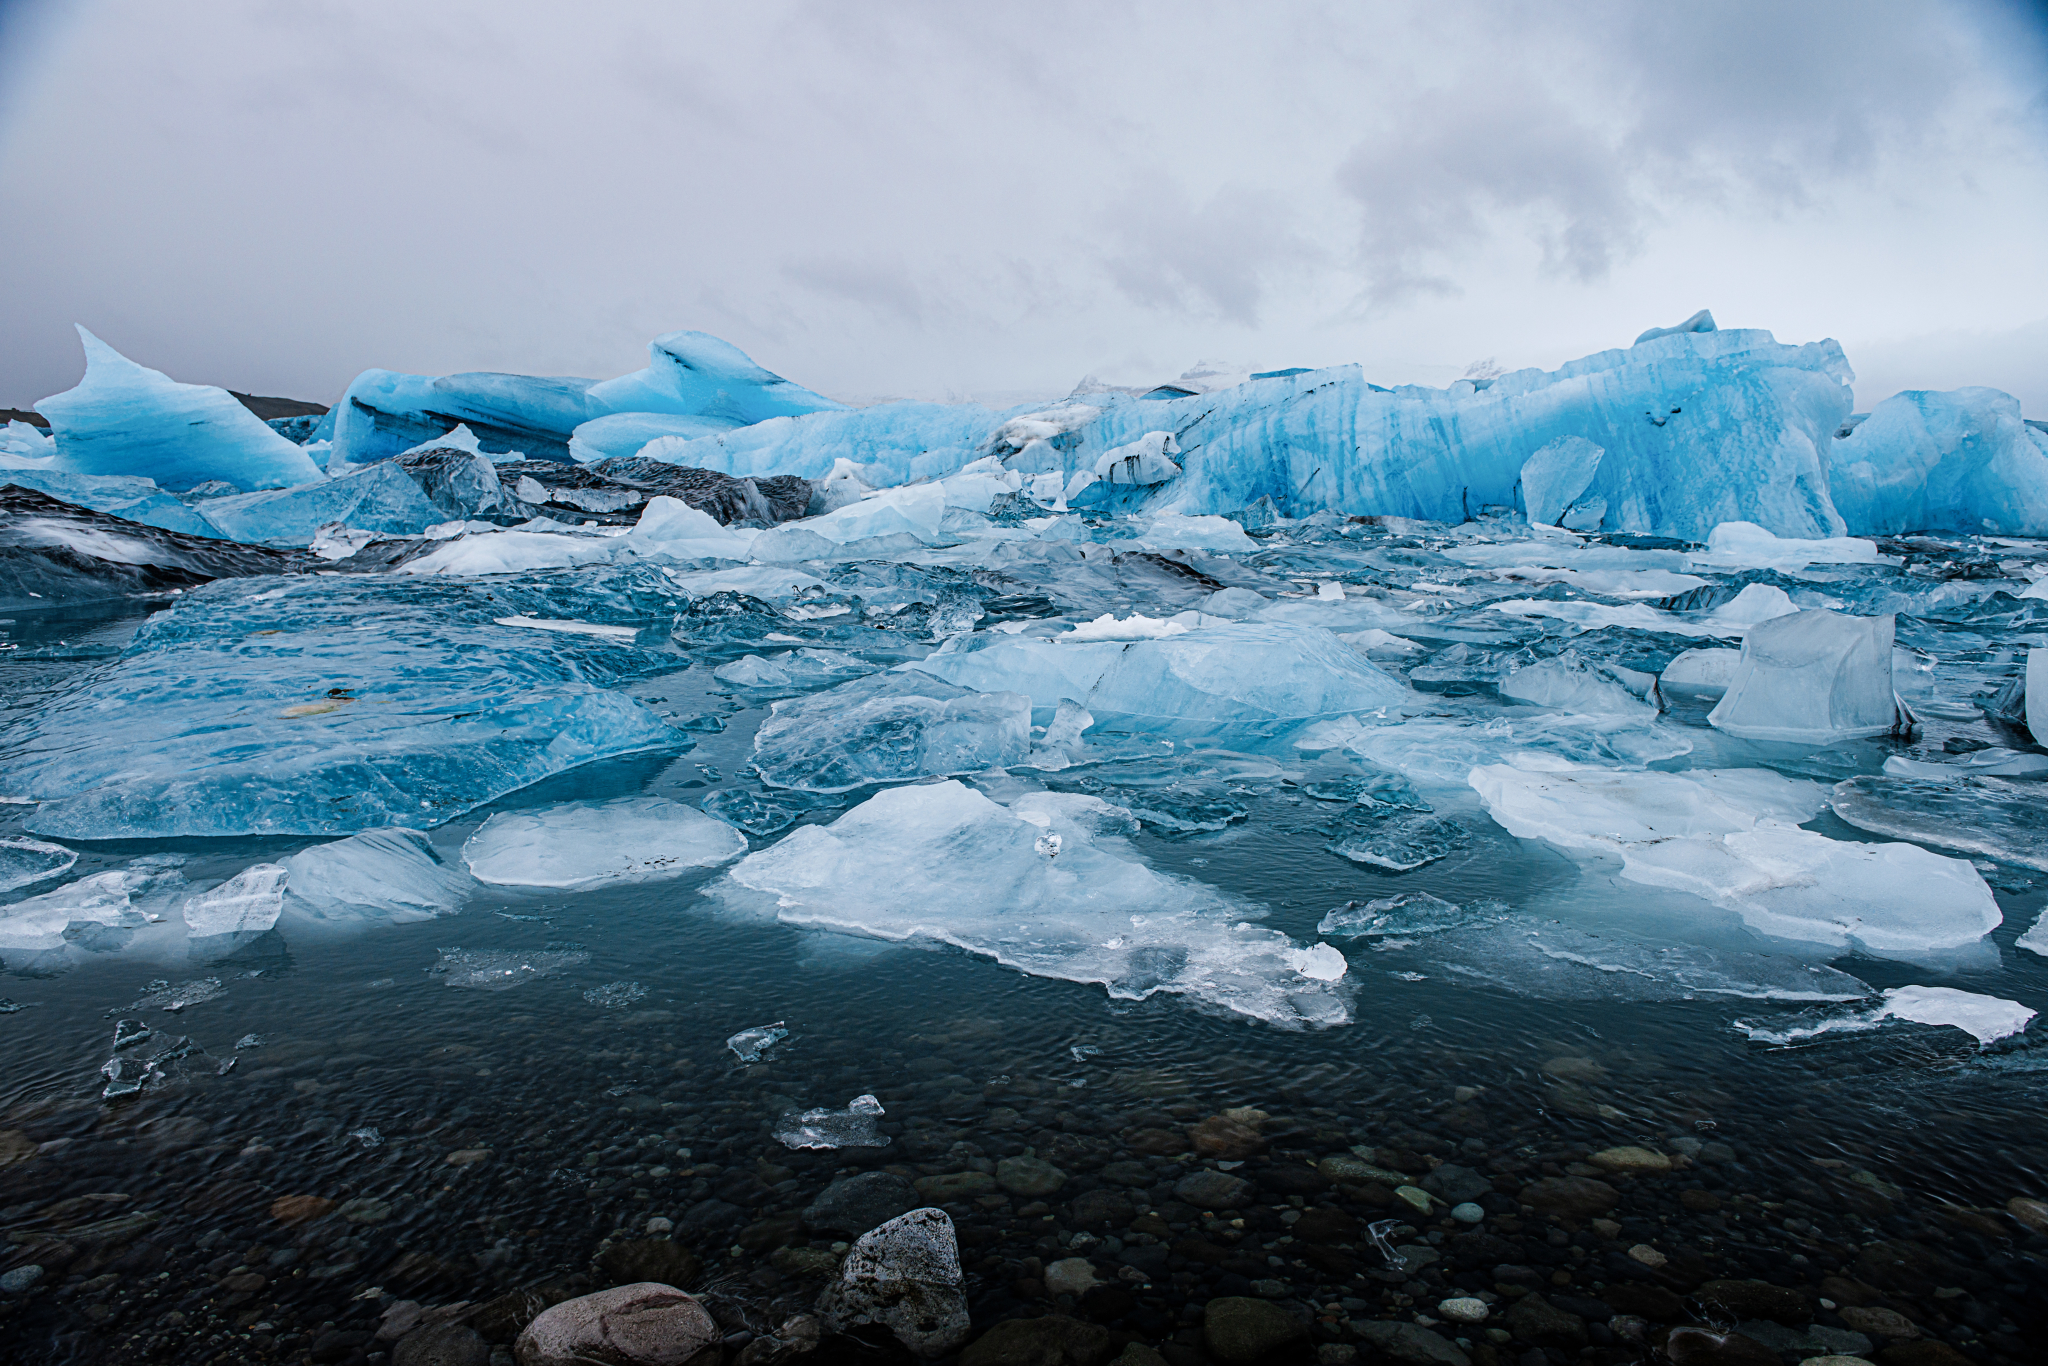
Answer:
0 0 2042 415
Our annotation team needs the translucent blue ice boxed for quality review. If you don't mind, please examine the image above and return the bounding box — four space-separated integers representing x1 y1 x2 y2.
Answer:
0 568 691 838
199 461 442 545
1827 387 2048 537
36 328 323 491
329 329 843 466
0 467 230 539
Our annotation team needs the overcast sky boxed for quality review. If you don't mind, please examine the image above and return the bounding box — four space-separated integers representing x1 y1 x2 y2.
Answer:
3 0 2045 415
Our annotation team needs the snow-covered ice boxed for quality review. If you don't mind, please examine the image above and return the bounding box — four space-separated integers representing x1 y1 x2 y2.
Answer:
462 796 747 888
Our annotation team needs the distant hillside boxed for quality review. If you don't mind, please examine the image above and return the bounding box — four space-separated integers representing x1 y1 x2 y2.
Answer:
3 391 330 429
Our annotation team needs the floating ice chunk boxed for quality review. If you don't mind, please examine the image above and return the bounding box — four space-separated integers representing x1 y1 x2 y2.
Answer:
774 1094 890 1150
1690 521 1882 569
567 412 738 464
1634 309 1717 344
668 565 828 600
1 419 56 466
309 523 381 560
813 457 878 513
0 836 77 893
35 327 322 491
1062 613 1190 641
1339 628 1424 658
1828 387 2048 537
1318 892 1470 938
398 527 622 576
1880 748 2048 779
1 467 234 540
583 980 648 1009
1830 775 2048 871
431 946 590 990
1660 647 1743 696
1132 514 1257 554
462 797 747 888
1301 712 1691 787
1325 806 1469 870
1707 609 1905 744
713 781 1350 1025
1470 763 2000 959
2020 910 2048 958
1489 563 1708 598
906 621 1408 741
583 330 846 426
1702 584 1800 630
1486 599 1727 637
1499 655 1657 715
180 864 287 938
282 829 471 924
1285 943 1348 981
0 865 184 957
751 673 1032 793
202 461 443 546
799 482 950 545
624 495 754 560
727 1021 789 1062
699 788 829 837
2031 647 2047 747
712 648 874 693
1520 435 1606 529
1740 985 2034 1045
1094 431 1182 486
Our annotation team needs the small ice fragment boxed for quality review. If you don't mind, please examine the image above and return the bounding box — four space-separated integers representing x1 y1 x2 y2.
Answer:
0 836 78 894
1365 1219 1409 1269
464 797 747 889
430 947 588 990
774 1093 891 1150
1707 609 1907 743
112 1019 151 1050
728 1021 789 1062
1286 943 1348 981
1035 831 1063 858
349 1126 384 1148
583 981 649 1010
1070 1044 1101 1062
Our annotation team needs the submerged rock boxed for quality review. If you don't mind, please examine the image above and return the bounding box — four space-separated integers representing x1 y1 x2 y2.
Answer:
514 1282 720 1366
816 1208 970 1358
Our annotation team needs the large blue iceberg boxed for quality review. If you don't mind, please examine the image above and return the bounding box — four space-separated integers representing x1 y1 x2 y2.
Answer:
0 566 690 838
325 329 845 466
36 327 324 491
650 327 1862 540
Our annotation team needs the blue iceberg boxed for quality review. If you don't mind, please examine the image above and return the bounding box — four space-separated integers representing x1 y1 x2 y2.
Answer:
0 567 691 838
1827 387 2048 537
35 327 324 491
328 329 844 467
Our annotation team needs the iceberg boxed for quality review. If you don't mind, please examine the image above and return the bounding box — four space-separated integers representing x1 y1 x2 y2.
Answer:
1 468 232 540
200 461 442 546
1828 387 2048 537
751 673 1032 793
1470 763 2001 960
904 621 1408 741
328 329 843 466
462 796 747 888
646 328 1855 540
1687 520 1882 569
1706 609 1905 743
0 570 688 838
1498 654 1658 715
567 412 739 464
281 828 470 925
1659 647 1743 697
711 781 1351 1026
35 328 323 491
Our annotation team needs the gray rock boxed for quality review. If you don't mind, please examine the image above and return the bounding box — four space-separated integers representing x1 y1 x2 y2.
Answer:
396 1322 490 1366
1732 1320 1873 1357
678 1199 741 1236
802 1172 919 1236
514 1282 720 1366
0 1265 41 1293
1355 1322 1470 1366
1421 1163 1492 1206
1203 1297 1306 1365
816 1207 969 1359
1174 1170 1255 1210
996 1156 1067 1198
1502 1294 1586 1350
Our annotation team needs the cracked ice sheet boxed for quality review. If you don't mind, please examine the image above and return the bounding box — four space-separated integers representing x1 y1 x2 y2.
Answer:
0 570 687 838
708 780 1351 1027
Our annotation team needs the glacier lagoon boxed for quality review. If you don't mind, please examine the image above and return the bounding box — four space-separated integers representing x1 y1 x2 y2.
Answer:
1 320 2047 1366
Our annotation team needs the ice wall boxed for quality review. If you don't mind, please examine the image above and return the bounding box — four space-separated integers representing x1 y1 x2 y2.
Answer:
1827 387 2048 537
35 328 323 492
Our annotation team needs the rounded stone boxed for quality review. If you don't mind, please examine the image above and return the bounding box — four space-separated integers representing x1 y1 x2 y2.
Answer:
1438 1297 1489 1323
1838 1305 1918 1339
1044 1257 1097 1297
996 1156 1067 1198
0 1265 41 1293
515 1283 720 1366
1450 1202 1485 1224
645 1217 674 1235
2007 1195 2048 1233
1173 1170 1255 1210
1394 1185 1436 1215
1588 1146 1674 1175
395 1321 490 1366
268 1194 335 1225
1519 1176 1621 1219
1202 1296 1306 1365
